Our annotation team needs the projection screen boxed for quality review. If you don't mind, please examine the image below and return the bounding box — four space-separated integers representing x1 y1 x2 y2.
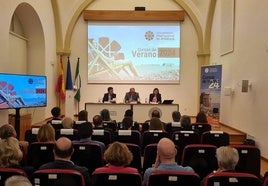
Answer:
87 21 181 84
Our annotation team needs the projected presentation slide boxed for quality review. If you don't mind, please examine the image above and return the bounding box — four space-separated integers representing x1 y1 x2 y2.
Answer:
87 21 181 84
0 73 47 109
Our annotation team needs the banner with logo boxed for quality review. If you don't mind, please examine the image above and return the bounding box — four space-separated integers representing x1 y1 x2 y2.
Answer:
200 65 222 125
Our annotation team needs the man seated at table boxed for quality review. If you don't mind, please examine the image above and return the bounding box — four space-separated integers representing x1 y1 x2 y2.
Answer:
124 88 140 103
102 87 116 103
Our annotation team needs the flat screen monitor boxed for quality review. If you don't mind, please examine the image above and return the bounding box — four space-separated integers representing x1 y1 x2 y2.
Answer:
0 73 47 109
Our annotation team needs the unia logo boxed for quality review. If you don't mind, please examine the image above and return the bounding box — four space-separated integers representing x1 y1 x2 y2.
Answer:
145 31 154 41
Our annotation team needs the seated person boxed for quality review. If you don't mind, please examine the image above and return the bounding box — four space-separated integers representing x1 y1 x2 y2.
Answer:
37 124 56 142
78 110 88 122
94 141 138 173
165 111 182 133
0 137 34 176
39 137 91 186
201 146 239 186
124 88 140 103
214 146 239 173
180 115 192 131
47 107 61 124
149 118 165 132
5 175 32 186
142 109 165 133
149 88 162 103
102 87 116 103
143 138 193 186
62 117 74 129
120 109 139 130
172 111 181 122
195 111 208 123
74 122 106 154
0 124 17 139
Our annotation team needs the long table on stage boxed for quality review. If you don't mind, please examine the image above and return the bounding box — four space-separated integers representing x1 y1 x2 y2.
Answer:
84 102 179 123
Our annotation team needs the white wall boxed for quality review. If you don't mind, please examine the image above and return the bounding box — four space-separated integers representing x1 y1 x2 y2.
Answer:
66 0 200 118
211 0 268 157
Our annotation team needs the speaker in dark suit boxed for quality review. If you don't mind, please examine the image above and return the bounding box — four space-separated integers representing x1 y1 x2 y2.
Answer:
102 87 116 103
149 88 162 103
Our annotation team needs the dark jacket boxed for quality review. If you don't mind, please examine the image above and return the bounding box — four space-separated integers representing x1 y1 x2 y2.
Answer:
149 93 162 103
102 93 116 102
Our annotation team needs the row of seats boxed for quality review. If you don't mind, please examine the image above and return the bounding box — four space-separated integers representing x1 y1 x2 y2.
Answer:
23 141 261 179
25 127 228 149
0 167 265 186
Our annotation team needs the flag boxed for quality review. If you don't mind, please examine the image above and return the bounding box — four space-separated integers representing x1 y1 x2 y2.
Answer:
74 75 81 102
74 58 81 102
55 56 65 100
66 57 73 90
74 57 80 81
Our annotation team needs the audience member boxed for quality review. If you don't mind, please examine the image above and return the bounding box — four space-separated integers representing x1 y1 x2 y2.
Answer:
214 146 239 172
100 109 116 125
172 111 181 122
93 115 104 129
5 175 32 186
78 110 88 121
0 137 34 176
121 117 133 130
37 124 56 142
124 88 140 103
120 109 139 130
200 146 239 186
149 118 165 131
39 137 91 186
195 111 208 123
180 115 192 130
151 109 161 118
0 124 17 139
94 141 138 173
0 137 23 168
100 109 112 121
124 109 133 119
143 138 193 186
102 87 116 103
74 122 105 153
47 106 61 124
149 88 162 103
62 117 74 129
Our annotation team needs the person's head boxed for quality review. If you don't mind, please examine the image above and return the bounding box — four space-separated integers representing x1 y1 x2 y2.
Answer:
54 137 74 160
124 109 133 118
104 141 133 166
37 124 55 142
157 138 177 163
77 122 93 139
78 110 88 121
121 117 133 130
151 109 160 118
172 111 181 122
5 175 32 186
0 124 17 139
62 117 74 129
195 111 208 123
180 115 191 129
216 146 239 171
107 87 114 94
153 88 159 95
0 137 23 167
93 115 103 127
129 88 135 94
100 109 111 121
149 117 164 131
51 107 61 118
